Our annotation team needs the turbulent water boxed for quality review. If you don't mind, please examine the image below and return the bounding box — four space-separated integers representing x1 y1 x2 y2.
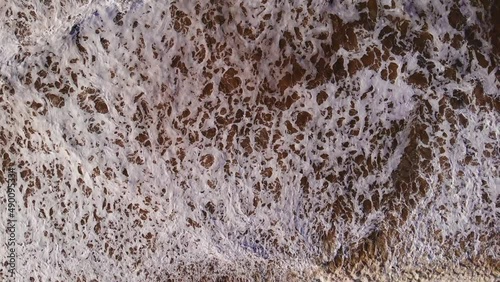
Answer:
0 0 498 281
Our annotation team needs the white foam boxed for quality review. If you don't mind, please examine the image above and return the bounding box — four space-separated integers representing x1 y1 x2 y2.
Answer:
0 0 498 280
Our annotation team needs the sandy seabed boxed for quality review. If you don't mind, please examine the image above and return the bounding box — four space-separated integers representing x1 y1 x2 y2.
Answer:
0 0 498 281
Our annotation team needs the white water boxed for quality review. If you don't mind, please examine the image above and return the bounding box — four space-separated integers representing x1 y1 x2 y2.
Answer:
0 0 498 281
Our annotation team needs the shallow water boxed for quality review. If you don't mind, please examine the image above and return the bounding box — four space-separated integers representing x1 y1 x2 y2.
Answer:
0 0 498 281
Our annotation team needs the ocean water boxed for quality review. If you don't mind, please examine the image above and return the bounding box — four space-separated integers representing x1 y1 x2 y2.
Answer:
0 0 498 281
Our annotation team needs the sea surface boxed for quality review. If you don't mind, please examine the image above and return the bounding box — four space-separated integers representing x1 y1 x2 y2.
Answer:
0 0 498 281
